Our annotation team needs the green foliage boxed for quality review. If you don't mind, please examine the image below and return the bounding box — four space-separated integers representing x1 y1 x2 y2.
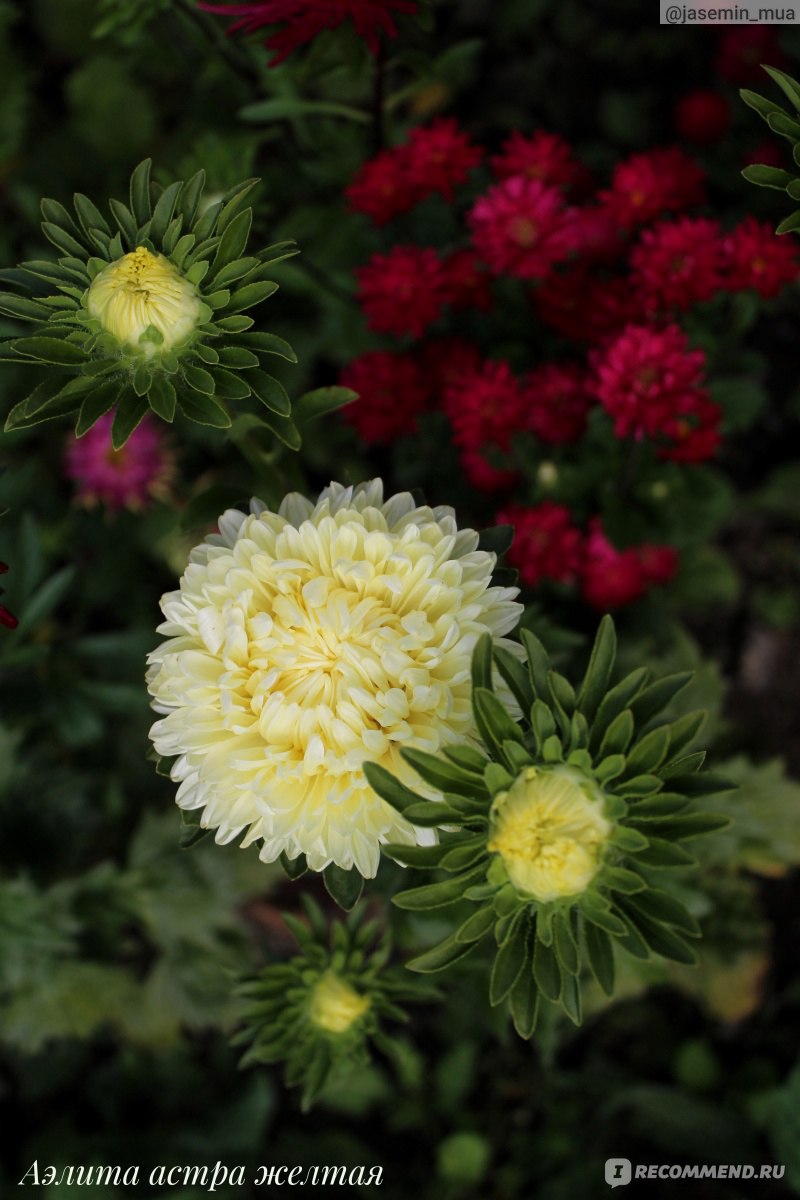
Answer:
741 65 800 234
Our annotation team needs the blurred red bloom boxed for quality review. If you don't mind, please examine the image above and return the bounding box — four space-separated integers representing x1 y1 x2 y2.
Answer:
600 147 706 231
469 176 575 279
523 362 594 444
674 90 730 144
0 562 17 630
345 149 419 225
498 501 584 587
443 358 526 491
199 0 418 64
581 518 677 610
419 337 482 398
356 245 448 337
534 267 635 345
714 25 785 85
441 250 493 311
630 216 724 315
722 217 800 298
490 131 591 194
339 350 430 443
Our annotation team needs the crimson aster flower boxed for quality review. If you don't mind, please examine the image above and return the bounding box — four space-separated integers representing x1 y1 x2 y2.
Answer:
443 358 526 493
722 217 800 299
468 177 575 280
199 0 418 64
498 502 584 588
356 245 448 338
630 217 725 315
592 323 710 447
599 148 705 231
345 148 420 226
674 90 730 144
339 351 430 443
441 250 493 312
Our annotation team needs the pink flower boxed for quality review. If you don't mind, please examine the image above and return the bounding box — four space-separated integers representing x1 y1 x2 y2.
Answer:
468 177 575 279
600 147 706 231
524 362 594 444
498 502 584 587
490 131 590 195
339 350 430 443
356 245 448 337
722 217 800 299
630 217 724 315
199 0 418 65
65 414 172 511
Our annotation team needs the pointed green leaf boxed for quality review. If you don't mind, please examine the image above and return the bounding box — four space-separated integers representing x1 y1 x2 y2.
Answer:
577 615 616 721
148 375 177 422
323 863 363 911
75 380 122 436
584 922 615 995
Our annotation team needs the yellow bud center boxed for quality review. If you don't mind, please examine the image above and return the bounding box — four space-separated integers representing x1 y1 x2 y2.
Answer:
309 971 370 1035
87 246 202 355
487 765 611 902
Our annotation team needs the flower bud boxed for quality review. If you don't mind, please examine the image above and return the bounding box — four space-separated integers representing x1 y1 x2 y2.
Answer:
87 246 202 357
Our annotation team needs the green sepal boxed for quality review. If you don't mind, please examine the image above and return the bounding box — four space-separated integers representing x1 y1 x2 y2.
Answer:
111 391 149 449
576 614 616 722
406 930 476 973
279 852 308 880
75 380 122 436
323 863 364 911
178 391 232 428
490 911 529 1005
509 959 539 1039
247 369 292 416
532 936 561 1002
148 375 177 422
584 922 615 995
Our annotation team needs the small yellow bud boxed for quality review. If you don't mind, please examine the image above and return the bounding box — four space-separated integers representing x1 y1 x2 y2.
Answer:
537 461 559 489
488 765 611 902
87 247 202 355
309 971 370 1035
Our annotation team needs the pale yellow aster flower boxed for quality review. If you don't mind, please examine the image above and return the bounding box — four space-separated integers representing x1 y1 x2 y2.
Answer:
87 246 203 355
309 972 371 1034
488 765 611 903
146 480 522 877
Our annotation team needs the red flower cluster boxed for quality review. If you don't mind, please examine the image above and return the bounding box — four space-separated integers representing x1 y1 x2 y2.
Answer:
592 323 721 461
0 561 17 630
346 119 483 225
714 24 784 85
498 506 677 608
339 350 430 443
200 0 418 65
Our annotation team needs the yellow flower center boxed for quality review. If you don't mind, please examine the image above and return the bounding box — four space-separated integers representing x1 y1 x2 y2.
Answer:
487 765 611 902
309 971 370 1034
87 246 202 355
